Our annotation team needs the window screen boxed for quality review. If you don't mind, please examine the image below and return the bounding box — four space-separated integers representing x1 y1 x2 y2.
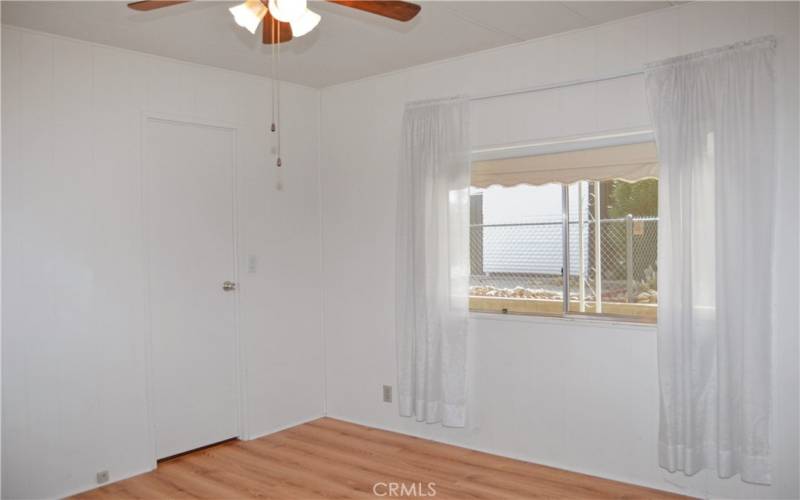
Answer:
469 142 658 322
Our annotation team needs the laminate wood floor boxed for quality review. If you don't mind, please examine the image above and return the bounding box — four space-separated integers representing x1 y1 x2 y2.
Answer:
74 418 692 499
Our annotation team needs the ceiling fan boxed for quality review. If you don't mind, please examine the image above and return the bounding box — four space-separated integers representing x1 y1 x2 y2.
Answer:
128 0 422 44
127 0 420 169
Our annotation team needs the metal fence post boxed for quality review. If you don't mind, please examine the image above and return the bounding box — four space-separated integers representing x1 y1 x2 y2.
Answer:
578 182 585 313
626 213 634 302
594 182 602 313
562 185 570 314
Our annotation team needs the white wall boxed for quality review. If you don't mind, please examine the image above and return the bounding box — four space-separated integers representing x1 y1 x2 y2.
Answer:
1 27 324 499
320 2 799 499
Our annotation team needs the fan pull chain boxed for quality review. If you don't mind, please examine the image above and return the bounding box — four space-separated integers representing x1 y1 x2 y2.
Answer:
268 16 282 169
270 18 276 134
275 20 282 168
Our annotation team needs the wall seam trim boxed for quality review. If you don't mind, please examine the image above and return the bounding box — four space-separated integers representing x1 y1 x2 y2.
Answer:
318 87 328 417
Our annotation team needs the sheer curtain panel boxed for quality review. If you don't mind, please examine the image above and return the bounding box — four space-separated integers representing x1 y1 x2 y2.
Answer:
396 97 470 427
645 36 776 484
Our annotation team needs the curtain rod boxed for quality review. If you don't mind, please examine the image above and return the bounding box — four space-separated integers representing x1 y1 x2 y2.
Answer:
470 69 644 102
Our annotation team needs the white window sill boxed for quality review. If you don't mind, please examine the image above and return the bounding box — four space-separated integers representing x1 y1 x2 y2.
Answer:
469 311 657 331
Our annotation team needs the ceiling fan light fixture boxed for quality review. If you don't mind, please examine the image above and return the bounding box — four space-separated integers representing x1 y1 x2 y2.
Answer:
290 8 321 37
229 0 268 34
268 0 307 23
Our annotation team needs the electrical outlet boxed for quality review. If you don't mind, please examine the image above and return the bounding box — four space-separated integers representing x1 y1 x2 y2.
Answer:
96 470 109 484
382 385 392 403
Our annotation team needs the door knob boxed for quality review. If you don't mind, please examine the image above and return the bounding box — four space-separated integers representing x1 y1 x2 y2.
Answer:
222 281 237 291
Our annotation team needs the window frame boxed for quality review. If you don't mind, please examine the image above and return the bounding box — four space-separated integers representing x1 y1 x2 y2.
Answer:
469 130 658 325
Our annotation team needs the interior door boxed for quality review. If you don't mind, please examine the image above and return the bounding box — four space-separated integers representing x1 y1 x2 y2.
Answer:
144 117 239 459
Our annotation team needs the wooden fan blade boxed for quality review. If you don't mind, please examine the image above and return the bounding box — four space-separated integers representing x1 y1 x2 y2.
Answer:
128 1 190 11
326 0 420 21
262 11 293 44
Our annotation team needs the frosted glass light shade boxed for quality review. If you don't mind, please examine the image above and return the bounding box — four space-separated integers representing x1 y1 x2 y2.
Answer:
268 0 307 23
229 0 268 34
290 9 321 37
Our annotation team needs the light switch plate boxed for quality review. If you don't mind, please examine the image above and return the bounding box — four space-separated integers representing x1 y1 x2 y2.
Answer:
382 385 392 403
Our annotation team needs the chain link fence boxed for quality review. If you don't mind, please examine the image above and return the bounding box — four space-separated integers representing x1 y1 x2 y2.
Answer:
470 217 658 305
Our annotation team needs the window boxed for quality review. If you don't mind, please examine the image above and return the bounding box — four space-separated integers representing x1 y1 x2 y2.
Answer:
469 142 658 322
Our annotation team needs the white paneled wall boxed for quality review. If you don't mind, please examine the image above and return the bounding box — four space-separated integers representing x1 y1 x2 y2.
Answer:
1 27 324 499
320 2 799 499
2 2 798 500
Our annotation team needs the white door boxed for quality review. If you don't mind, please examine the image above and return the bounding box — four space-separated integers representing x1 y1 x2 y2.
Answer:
144 118 239 459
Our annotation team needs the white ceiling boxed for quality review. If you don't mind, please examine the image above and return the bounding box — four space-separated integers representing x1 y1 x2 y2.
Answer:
1 1 679 88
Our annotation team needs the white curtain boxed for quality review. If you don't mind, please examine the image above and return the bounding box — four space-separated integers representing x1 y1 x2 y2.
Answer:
396 97 470 427
645 36 776 484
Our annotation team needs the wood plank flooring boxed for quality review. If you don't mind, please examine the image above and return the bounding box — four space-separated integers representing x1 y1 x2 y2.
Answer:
74 418 691 499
